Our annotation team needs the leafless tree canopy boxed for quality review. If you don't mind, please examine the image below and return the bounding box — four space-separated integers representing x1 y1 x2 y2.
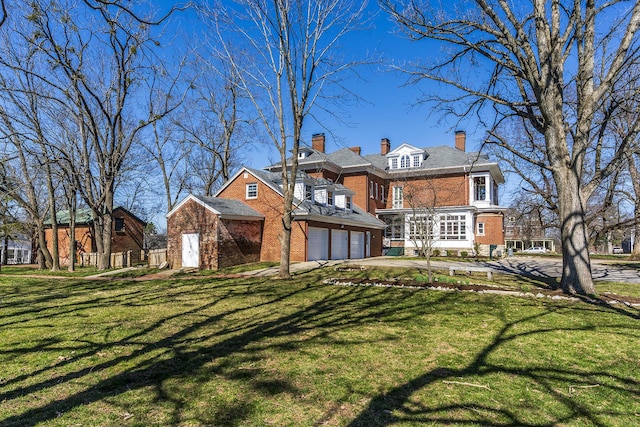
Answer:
381 0 640 294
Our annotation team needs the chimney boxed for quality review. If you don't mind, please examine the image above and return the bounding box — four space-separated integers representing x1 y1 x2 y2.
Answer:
380 138 391 155
349 146 361 155
312 133 325 153
455 130 466 151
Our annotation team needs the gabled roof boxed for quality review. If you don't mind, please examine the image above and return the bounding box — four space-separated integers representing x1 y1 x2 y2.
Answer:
166 194 264 220
44 206 146 226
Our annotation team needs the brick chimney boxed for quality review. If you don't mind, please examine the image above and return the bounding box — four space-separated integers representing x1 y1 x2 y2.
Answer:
455 130 466 151
349 146 361 155
312 133 325 153
380 138 391 155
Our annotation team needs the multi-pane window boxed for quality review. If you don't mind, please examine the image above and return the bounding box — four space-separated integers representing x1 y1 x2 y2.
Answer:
327 191 333 205
305 184 313 200
345 196 351 210
246 183 258 199
474 177 487 201
440 215 466 240
384 216 405 240
477 222 485 235
400 155 410 168
370 181 374 198
412 155 421 167
392 186 403 209
408 215 435 240
391 158 398 169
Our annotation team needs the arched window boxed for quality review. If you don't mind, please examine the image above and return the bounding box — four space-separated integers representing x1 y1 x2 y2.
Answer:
400 154 410 168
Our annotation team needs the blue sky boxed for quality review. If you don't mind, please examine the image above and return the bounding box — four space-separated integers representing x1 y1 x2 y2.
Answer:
246 2 486 166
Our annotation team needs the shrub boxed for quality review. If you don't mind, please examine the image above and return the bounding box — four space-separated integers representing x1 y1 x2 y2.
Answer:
460 251 468 258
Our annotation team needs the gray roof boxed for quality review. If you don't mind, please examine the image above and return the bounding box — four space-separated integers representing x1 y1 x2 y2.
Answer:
364 145 489 171
192 195 264 218
243 167 382 228
293 200 385 229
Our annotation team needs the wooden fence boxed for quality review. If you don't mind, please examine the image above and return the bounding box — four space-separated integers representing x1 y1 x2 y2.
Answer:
80 248 166 268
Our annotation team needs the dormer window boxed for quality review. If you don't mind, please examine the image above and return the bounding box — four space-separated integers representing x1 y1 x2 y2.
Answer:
298 152 306 159
346 196 351 210
400 155 410 168
305 184 313 200
327 191 333 206
412 155 421 167
391 158 398 169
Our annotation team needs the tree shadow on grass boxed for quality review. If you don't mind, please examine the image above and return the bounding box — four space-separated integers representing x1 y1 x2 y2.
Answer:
0 273 437 426
347 307 640 426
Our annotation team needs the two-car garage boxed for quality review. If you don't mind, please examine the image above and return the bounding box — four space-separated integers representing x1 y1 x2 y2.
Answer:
307 226 368 261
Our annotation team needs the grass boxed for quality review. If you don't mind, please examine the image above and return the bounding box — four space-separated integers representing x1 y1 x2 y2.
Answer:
0 267 638 426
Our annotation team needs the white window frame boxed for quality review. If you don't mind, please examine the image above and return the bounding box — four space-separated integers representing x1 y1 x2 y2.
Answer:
392 186 403 209
246 183 258 199
440 215 466 240
400 154 410 168
345 196 351 210
375 182 379 200
381 185 385 202
370 180 374 198
474 176 487 201
412 154 421 167
327 191 333 206
304 184 313 200
391 158 398 169
477 222 485 236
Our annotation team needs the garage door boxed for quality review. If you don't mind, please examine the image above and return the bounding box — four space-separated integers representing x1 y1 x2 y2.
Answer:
308 227 329 261
331 229 348 260
350 231 364 259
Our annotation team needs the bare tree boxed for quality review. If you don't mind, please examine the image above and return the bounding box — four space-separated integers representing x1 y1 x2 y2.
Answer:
209 0 368 278
381 0 640 295
9 0 184 270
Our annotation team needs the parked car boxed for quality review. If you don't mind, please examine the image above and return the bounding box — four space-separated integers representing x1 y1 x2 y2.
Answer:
612 246 624 254
522 246 550 254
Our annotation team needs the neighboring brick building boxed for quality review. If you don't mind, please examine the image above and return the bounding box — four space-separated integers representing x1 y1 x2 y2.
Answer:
166 195 264 270
266 131 507 256
44 207 146 265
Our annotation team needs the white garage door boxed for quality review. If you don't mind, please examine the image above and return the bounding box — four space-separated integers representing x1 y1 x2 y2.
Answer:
350 231 364 259
182 233 199 268
331 229 348 260
308 227 329 261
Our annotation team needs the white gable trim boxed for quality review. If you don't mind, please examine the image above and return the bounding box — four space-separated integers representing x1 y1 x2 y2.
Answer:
215 167 284 198
386 142 426 157
166 194 219 218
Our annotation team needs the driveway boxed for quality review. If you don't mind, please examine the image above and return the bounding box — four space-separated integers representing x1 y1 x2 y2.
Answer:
354 256 640 284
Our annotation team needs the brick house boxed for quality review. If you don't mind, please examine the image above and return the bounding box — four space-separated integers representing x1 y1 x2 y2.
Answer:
44 207 146 265
266 131 507 256
214 168 386 263
166 194 264 270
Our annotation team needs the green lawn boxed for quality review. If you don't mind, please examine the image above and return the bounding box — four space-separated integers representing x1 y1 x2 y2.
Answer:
0 267 638 426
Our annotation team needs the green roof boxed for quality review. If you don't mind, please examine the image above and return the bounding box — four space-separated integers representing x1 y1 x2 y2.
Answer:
43 208 94 226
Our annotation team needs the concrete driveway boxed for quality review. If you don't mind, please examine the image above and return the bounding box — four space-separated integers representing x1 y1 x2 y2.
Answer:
354 256 640 284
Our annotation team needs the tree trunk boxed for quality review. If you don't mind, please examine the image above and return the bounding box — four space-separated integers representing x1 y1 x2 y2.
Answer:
35 222 52 270
278 183 294 279
556 169 596 295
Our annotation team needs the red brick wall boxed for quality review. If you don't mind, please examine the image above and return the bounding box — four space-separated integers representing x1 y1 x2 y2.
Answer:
218 219 262 268
167 198 263 269
218 172 286 262
167 198 219 269
386 174 467 209
44 225 93 266
475 213 505 245
44 208 144 266
111 209 145 253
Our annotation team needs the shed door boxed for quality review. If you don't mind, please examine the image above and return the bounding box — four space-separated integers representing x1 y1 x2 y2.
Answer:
308 227 329 261
331 229 348 260
182 233 199 268
350 231 364 259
